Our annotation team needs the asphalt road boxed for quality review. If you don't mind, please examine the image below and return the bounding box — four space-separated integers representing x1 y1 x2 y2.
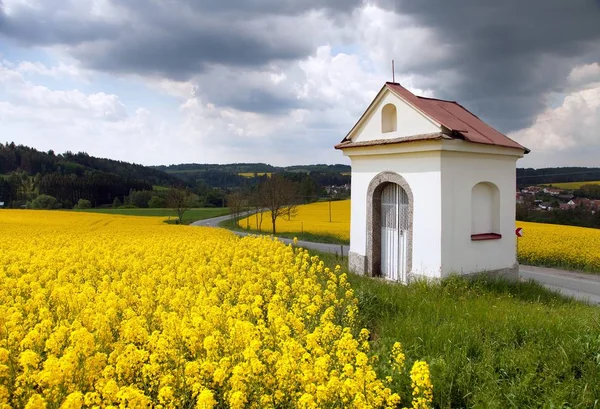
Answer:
190 212 351 256
192 213 600 305
519 265 600 305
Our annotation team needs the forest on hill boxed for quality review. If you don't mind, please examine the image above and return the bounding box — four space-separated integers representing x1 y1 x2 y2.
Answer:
154 163 351 174
3 141 600 211
0 143 351 209
0 143 183 208
517 167 600 187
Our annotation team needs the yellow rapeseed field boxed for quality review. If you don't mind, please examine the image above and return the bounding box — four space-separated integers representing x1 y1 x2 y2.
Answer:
547 180 600 189
239 200 351 241
238 172 272 178
0 210 431 408
516 221 600 272
240 200 600 273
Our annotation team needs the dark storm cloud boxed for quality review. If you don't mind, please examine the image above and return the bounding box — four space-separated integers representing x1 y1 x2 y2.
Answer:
0 0 363 79
3 0 600 133
212 87 305 114
394 0 600 131
0 1 121 45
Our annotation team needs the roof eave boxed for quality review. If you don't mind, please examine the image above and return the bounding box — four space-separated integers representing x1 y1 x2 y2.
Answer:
335 132 447 150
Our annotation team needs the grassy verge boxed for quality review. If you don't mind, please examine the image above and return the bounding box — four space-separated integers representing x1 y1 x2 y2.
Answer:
221 218 349 244
71 207 229 225
306 248 600 408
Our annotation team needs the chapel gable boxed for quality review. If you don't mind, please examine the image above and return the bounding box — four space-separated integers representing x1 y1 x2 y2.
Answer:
349 89 441 144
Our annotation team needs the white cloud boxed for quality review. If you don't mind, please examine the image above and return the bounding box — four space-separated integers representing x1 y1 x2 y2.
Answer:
511 78 600 168
0 63 125 119
0 12 446 167
0 61 162 161
567 62 600 90
17 61 86 79
353 4 452 75
3 1 598 169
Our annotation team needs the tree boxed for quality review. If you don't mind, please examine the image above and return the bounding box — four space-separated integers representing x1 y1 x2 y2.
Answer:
0 178 15 207
575 184 600 200
204 189 225 207
148 195 166 208
250 190 264 232
30 194 58 209
226 192 246 226
128 190 153 208
258 175 299 234
516 195 536 220
113 197 122 208
74 198 92 209
166 188 192 224
9 170 37 202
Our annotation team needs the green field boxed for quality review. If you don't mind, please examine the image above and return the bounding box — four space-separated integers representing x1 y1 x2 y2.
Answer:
548 180 600 189
313 251 600 408
71 207 229 224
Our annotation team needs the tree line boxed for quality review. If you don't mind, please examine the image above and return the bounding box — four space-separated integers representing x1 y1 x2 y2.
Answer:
154 162 350 174
0 143 352 220
225 174 350 234
517 167 600 187
0 169 152 208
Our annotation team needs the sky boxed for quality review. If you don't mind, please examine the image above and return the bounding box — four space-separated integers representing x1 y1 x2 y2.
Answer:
1 0 600 168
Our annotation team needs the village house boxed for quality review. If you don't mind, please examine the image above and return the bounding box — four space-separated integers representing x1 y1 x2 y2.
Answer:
521 186 542 195
560 203 576 210
558 198 600 211
558 193 574 201
325 184 350 196
543 187 562 196
573 198 600 210
336 82 529 282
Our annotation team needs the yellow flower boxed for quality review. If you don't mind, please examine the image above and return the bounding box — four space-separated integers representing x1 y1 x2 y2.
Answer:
0 210 432 408
238 200 351 240
24 394 47 409
409 361 433 409
196 389 216 409
60 392 83 409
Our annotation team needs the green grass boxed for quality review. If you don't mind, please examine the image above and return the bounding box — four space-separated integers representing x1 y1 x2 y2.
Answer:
221 218 349 244
548 180 600 189
307 250 600 408
71 207 229 225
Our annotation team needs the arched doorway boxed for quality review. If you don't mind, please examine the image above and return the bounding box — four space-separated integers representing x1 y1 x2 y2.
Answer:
380 183 409 281
366 172 413 282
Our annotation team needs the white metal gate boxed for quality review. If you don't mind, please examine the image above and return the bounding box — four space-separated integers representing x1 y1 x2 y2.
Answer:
381 183 409 282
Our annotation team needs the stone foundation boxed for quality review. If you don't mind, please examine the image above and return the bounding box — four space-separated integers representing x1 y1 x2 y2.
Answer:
349 252 367 276
349 250 519 283
465 263 520 281
443 263 520 282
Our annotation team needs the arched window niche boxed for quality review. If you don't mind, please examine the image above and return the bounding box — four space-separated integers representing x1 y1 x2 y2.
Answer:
471 182 501 240
381 103 397 133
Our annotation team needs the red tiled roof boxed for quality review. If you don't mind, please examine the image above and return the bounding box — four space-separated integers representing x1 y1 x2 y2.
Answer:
338 82 529 153
386 83 528 152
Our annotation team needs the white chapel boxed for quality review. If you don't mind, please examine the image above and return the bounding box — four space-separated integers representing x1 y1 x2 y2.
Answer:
335 82 529 282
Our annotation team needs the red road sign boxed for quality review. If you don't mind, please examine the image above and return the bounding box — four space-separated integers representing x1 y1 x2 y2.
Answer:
515 227 523 237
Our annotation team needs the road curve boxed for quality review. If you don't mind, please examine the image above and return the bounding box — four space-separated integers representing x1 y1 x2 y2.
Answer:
191 212 350 256
191 214 599 305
